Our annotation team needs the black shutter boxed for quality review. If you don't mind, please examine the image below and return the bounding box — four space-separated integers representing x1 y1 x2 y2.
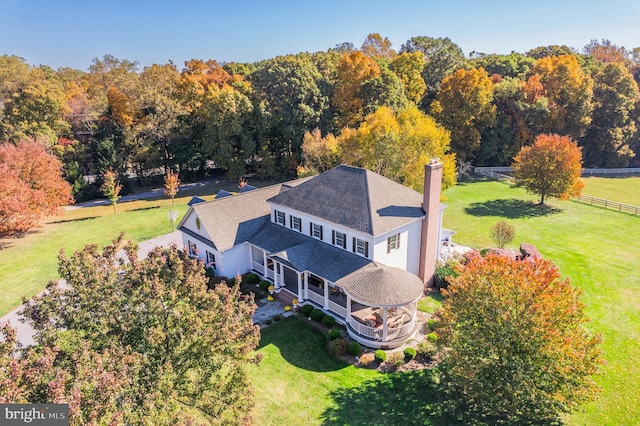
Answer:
352 237 356 253
387 237 391 254
342 234 346 249
365 241 369 257
320 226 323 240
332 230 335 244
273 210 277 222
289 215 292 228
310 222 313 236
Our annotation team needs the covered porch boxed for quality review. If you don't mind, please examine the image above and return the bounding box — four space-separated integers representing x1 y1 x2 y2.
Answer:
337 263 423 349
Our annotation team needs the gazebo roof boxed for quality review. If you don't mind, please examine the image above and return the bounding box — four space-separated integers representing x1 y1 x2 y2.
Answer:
337 263 424 307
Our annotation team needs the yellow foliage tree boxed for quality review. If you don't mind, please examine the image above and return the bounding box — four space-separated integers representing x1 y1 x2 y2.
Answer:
333 52 380 128
338 105 456 192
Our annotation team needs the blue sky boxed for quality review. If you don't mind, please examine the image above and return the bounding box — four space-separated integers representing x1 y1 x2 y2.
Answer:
1 0 638 71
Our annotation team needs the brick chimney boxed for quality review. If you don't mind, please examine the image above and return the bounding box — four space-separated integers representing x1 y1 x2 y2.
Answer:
418 159 443 287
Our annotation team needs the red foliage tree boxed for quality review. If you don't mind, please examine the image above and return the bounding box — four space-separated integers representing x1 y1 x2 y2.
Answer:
0 140 73 236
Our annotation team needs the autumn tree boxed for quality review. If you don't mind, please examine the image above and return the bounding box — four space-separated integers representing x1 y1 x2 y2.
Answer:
512 134 584 205
390 52 427 103
360 33 396 60
431 67 496 161
298 128 341 175
338 105 456 191
490 220 515 248
163 169 180 205
0 140 73 236
531 55 594 139
583 39 631 65
100 168 122 214
15 235 260 424
333 51 380 128
436 253 603 424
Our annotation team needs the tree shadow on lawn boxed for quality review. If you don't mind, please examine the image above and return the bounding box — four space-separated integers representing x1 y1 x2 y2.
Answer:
49 216 98 224
321 368 452 426
465 199 562 219
256 316 348 373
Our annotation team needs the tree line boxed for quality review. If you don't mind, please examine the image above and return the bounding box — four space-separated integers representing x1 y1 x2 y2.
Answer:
1 35 639 201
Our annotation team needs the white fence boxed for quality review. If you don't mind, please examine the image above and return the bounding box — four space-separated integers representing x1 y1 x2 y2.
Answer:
475 167 640 176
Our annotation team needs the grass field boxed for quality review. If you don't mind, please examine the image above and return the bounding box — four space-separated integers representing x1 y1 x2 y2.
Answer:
0 178 270 317
582 176 640 206
443 177 640 425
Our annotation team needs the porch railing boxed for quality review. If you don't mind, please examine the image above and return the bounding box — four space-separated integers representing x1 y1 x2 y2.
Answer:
251 261 264 275
306 291 323 306
327 300 347 319
349 319 385 341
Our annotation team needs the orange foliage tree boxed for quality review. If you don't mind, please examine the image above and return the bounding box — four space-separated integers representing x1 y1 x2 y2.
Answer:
512 134 584 205
0 140 73 236
436 253 603 424
333 51 380 128
163 169 180 205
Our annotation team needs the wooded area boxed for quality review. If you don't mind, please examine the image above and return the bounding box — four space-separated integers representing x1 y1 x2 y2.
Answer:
1 35 639 202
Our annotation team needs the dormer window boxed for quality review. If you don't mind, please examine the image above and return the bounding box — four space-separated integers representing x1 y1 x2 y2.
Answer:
275 210 285 225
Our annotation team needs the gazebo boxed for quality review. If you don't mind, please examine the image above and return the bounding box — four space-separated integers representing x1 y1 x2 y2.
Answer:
337 263 424 349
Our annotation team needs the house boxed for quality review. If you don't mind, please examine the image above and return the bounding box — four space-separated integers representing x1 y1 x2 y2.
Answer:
178 160 445 349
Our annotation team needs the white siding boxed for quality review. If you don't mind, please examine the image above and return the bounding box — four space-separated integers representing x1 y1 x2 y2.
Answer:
372 219 422 275
181 209 214 243
269 203 373 260
217 243 251 279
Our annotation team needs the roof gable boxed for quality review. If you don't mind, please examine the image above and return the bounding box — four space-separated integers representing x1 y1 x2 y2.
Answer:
268 165 424 236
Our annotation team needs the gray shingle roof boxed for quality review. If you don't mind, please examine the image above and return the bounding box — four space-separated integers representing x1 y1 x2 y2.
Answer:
267 165 424 236
337 263 424 307
247 222 373 282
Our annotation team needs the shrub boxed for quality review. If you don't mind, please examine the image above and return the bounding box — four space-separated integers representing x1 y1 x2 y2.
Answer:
273 314 281 321
427 318 438 330
311 308 324 322
388 352 405 368
417 339 437 359
259 280 271 291
358 353 374 367
245 272 260 284
301 304 314 316
265 319 272 325
426 332 438 343
205 267 217 279
434 262 457 289
374 350 387 363
490 220 516 249
404 347 417 361
327 338 348 356
328 329 342 341
348 342 362 356
321 314 336 327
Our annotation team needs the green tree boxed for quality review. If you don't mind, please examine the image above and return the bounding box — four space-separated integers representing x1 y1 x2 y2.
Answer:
16 235 260 424
390 51 427 104
360 64 409 116
400 36 466 100
431 67 496 161
437 253 603 425
512 134 584 205
525 44 576 59
581 62 640 167
100 168 122 214
469 53 536 79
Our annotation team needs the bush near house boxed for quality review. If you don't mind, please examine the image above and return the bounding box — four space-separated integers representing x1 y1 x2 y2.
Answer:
301 304 314 316
427 318 438 330
348 342 362 356
434 262 457 289
328 329 342 341
374 350 387 363
244 272 260 284
327 338 348 356
426 332 438 343
321 314 336 327
404 347 417 361
417 339 438 359
259 280 271 291
311 308 325 322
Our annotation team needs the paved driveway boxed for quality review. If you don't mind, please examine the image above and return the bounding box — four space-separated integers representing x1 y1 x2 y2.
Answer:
0 231 183 347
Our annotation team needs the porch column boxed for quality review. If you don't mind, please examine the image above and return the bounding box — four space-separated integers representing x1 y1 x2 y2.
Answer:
323 279 329 309
346 296 352 326
273 262 280 288
263 252 268 279
303 273 308 300
382 308 388 341
297 271 302 299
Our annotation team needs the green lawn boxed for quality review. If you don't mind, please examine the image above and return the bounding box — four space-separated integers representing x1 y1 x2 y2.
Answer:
443 178 640 425
0 178 272 317
582 176 640 206
250 316 442 426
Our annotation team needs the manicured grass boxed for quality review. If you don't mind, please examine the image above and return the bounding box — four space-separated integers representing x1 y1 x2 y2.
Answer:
443 178 640 425
417 292 443 314
0 179 273 317
250 316 442 425
581 176 640 206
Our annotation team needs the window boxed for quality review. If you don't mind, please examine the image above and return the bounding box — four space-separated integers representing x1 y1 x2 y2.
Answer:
275 210 286 225
188 240 197 256
206 251 216 266
290 215 301 232
310 222 323 240
352 237 369 257
332 230 346 249
387 233 400 253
